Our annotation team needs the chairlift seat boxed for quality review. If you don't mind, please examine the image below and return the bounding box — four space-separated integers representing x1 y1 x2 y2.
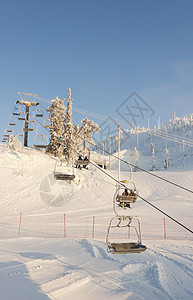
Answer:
9 122 16 126
36 113 43 117
109 242 146 254
13 112 20 116
54 173 75 181
75 160 90 166
18 116 25 120
23 128 34 132
34 144 48 149
117 194 137 203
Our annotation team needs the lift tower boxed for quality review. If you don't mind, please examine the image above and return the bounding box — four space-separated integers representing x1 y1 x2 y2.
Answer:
16 92 39 147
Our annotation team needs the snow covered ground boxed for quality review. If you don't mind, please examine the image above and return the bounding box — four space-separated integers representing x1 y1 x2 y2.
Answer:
0 143 193 299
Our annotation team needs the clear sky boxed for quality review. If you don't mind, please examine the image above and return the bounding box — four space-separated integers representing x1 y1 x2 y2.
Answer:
1 0 193 137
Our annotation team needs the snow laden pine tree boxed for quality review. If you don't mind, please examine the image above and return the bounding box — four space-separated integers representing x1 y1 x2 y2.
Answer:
151 146 157 171
63 88 76 162
148 134 157 171
163 146 172 169
46 96 66 157
77 117 99 152
132 146 140 172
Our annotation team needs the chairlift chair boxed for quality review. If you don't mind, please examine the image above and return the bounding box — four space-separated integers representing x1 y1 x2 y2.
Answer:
34 134 48 149
17 131 24 141
18 111 25 121
75 150 90 169
106 180 146 254
12 103 20 116
106 216 146 254
44 119 50 128
9 118 16 126
35 108 43 117
22 114 35 132
116 184 138 209
54 158 75 181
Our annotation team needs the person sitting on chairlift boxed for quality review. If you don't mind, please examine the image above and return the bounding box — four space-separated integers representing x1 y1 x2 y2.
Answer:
123 188 129 196
121 188 130 209
76 156 83 169
83 156 89 168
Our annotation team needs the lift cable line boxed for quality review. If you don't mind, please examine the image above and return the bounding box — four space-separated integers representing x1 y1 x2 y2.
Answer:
149 131 193 148
34 113 193 197
31 116 193 235
68 143 193 236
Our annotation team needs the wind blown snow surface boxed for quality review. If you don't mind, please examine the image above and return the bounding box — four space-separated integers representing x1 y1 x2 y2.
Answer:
0 144 193 300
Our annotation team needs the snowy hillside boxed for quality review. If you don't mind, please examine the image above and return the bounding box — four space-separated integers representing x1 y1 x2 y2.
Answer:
0 143 193 299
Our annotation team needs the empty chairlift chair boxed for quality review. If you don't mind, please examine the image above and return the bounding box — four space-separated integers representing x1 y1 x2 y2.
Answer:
33 124 48 149
34 134 48 149
18 110 26 121
22 114 35 132
17 131 24 142
13 103 20 116
106 216 146 254
35 108 43 117
6 127 13 133
54 158 75 182
9 117 16 126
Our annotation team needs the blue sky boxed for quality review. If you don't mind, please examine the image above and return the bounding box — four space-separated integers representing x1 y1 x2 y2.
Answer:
1 0 193 138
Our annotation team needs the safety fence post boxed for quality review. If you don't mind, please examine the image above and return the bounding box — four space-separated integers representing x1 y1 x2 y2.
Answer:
128 226 130 239
18 212 22 237
64 213 66 238
92 216 95 239
163 218 166 239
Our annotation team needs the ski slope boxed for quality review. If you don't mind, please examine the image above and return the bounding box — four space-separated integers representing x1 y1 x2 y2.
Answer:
0 143 193 299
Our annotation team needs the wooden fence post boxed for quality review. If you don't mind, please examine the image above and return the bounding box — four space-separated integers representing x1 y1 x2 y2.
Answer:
164 218 166 239
92 216 95 239
18 212 22 237
64 213 66 238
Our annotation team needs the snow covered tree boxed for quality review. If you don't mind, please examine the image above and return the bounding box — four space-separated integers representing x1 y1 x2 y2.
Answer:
132 146 140 172
46 96 66 157
63 88 76 162
163 146 173 169
151 146 157 171
8 135 22 152
77 117 99 150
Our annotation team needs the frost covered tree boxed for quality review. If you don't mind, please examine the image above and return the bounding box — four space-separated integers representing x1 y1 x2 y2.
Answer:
46 96 66 157
163 146 172 169
132 146 140 172
77 117 99 151
148 133 157 171
8 135 22 152
151 147 157 171
63 88 77 162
